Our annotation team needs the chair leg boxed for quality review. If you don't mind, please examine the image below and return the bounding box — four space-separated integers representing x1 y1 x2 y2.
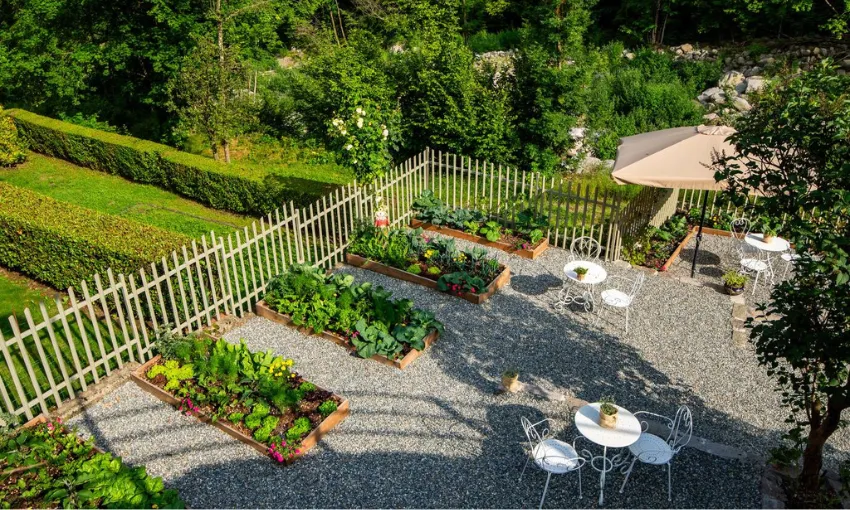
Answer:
625 307 630 335
577 467 582 499
667 463 673 502
539 472 552 509
519 456 530 481
752 271 760 296
594 304 605 328
619 457 638 494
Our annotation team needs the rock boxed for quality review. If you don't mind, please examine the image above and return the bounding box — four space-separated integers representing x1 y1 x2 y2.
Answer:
698 87 723 102
680 43 694 53
719 70 745 88
624 52 635 60
842 59 850 68
802 48 811 56
733 97 752 112
389 43 405 54
813 47 821 55
569 127 587 140
759 56 775 65
744 66 762 77
736 56 747 65
580 156 603 173
745 76 766 93
603 159 615 169
735 81 748 94
703 112 719 122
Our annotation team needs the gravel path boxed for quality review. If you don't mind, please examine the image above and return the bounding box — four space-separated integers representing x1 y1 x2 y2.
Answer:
68 238 849 508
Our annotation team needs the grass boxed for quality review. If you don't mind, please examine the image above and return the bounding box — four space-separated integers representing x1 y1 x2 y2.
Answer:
0 269 60 340
0 153 255 239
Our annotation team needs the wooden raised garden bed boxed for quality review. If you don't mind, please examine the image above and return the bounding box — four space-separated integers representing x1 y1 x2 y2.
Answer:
659 225 746 271
255 301 439 370
345 253 510 304
410 219 549 259
2 415 104 478
131 355 349 462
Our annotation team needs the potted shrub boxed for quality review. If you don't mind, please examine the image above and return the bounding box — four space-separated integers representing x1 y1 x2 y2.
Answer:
502 369 520 392
722 269 748 295
574 266 589 282
759 216 779 243
599 396 618 429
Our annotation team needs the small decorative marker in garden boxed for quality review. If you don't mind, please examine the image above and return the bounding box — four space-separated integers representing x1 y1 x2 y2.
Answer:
502 369 520 392
599 396 618 429
374 197 389 229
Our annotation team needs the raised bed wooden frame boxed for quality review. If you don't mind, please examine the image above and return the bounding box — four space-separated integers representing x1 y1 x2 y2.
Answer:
660 225 746 271
2 415 104 478
131 355 349 463
410 219 549 259
345 253 510 305
254 301 439 370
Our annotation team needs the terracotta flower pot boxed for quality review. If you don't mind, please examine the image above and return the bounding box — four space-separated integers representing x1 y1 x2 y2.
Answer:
502 373 520 393
763 234 775 244
599 409 618 429
576 273 586 282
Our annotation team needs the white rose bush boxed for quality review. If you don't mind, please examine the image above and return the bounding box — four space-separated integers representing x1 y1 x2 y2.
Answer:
329 100 400 182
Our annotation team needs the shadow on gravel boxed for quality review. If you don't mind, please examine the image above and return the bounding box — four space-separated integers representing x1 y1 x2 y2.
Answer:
509 274 563 296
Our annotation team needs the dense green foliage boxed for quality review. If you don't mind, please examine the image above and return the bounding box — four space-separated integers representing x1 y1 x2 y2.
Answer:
715 61 850 494
263 265 443 359
623 212 689 269
0 419 183 508
9 110 348 214
150 333 341 463
0 106 26 167
0 182 190 290
349 224 505 295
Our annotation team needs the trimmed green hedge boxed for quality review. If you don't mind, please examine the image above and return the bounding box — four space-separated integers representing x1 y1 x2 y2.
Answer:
0 182 191 290
8 109 350 215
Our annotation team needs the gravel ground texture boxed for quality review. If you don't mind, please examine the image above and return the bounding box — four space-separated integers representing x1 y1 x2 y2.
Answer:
68 235 849 509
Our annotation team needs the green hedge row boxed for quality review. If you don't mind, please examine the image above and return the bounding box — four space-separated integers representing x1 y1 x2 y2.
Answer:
0 182 191 290
8 109 350 215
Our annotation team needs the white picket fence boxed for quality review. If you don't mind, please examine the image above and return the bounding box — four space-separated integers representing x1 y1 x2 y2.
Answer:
1 148 643 419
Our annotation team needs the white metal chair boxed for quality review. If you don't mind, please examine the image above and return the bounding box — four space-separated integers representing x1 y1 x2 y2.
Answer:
781 251 801 279
729 217 750 240
594 272 645 335
619 406 693 502
520 417 585 509
737 243 770 295
569 236 601 261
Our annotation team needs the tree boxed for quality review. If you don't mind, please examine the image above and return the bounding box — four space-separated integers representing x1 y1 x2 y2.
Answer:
715 60 850 494
169 36 256 162
0 106 27 167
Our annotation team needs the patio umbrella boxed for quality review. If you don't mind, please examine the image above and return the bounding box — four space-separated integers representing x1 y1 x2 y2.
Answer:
611 125 739 277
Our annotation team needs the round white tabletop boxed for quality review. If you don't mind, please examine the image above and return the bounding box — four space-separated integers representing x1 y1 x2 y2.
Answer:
574 403 642 448
745 233 790 252
564 260 607 285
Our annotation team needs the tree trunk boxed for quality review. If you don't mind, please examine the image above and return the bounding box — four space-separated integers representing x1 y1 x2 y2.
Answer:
211 143 219 161
223 139 231 163
800 404 842 492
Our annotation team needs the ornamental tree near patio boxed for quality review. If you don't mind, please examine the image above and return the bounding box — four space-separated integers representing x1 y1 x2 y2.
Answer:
714 60 850 494
328 100 400 182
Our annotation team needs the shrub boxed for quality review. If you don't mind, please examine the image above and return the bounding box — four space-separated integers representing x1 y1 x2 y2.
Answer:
0 106 26 167
8 109 350 215
0 182 190 290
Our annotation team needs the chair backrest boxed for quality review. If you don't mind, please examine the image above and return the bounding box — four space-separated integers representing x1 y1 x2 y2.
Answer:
737 241 767 261
570 236 601 261
730 218 750 239
627 272 646 300
520 416 549 446
667 405 693 454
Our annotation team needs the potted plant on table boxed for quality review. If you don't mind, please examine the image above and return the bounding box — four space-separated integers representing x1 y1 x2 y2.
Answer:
760 216 779 244
722 269 748 296
599 396 618 429
502 369 520 393
574 266 589 282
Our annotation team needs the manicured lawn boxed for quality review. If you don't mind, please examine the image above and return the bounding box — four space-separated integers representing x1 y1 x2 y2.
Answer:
0 269 60 339
1 153 256 239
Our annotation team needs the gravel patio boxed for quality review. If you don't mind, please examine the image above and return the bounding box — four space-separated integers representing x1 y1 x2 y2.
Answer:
68 237 850 508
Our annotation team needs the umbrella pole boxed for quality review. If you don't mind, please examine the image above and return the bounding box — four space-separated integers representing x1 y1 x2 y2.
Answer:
690 190 709 278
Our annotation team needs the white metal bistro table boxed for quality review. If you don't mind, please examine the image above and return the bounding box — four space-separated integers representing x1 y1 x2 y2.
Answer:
555 260 607 312
744 233 791 253
574 403 642 506
745 233 791 282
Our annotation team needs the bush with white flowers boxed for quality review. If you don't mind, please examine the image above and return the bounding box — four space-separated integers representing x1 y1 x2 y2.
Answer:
329 100 399 182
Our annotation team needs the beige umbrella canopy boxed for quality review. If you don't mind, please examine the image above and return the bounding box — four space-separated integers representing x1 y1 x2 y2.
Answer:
612 125 737 190
611 124 740 278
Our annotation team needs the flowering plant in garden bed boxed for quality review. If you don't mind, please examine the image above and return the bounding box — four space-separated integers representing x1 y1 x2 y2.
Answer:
348 223 505 296
624 213 690 270
145 331 344 464
263 265 443 360
412 190 549 248
0 418 183 508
